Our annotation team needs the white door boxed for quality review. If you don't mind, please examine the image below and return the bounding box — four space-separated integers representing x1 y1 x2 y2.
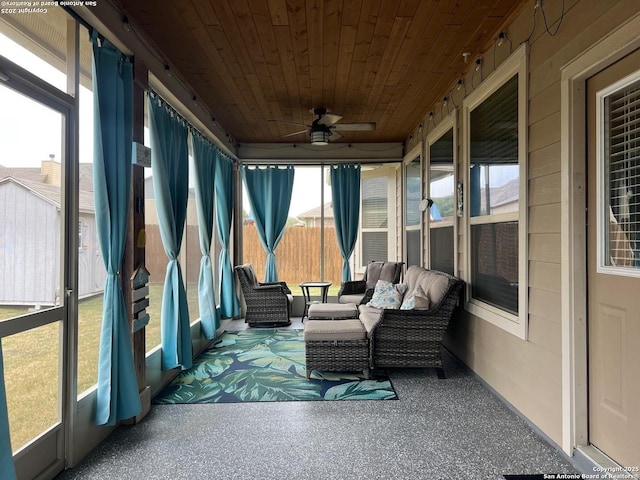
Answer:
587 48 640 470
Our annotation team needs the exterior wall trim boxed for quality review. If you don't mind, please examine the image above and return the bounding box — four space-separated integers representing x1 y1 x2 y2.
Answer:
560 10 640 456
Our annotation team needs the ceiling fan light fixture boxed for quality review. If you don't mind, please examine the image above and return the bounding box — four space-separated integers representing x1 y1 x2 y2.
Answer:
310 129 330 145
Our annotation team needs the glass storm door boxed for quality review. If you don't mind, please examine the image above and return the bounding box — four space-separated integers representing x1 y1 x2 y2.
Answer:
0 79 69 479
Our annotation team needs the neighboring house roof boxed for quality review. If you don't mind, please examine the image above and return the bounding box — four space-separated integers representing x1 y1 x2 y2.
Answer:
0 165 47 183
0 163 94 191
79 163 94 192
0 176 95 213
297 202 334 220
481 177 519 208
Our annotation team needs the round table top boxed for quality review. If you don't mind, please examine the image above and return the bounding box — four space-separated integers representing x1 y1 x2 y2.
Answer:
299 281 332 287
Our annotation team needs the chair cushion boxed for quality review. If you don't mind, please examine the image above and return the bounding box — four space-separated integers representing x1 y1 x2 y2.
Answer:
303 319 366 341
358 304 384 336
404 266 450 307
367 280 402 309
365 261 402 290
338 293 365 305
415 270 449 306
308 303 358 320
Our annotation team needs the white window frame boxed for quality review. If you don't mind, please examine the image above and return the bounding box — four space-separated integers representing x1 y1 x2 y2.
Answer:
462 43 528 339
426 113 457 275
596 70 640 279
403 143 423 268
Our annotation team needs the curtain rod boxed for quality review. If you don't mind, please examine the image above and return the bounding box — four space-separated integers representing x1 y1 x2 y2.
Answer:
62 6 94 34
148 88 235 161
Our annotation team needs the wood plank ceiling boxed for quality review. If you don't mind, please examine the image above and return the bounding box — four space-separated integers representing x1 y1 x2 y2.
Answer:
116 0 526 144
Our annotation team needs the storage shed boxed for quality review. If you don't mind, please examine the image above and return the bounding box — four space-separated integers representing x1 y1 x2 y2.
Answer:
0 176 105 307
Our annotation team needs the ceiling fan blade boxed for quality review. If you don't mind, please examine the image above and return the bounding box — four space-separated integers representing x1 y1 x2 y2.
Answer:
331 131 343 141
318 113 343 126
332 122 376 131
282 130 308 138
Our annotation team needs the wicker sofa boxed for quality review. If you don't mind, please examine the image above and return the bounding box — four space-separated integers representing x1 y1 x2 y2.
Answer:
359 266 463 378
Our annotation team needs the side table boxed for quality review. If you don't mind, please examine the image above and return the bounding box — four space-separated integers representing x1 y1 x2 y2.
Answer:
299 281 332 320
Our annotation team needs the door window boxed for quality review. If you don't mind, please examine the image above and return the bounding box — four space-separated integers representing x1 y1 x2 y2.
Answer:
599 76 640 272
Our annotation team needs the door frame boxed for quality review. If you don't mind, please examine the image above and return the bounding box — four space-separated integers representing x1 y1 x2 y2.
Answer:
0 50 76 479
560 10 640 460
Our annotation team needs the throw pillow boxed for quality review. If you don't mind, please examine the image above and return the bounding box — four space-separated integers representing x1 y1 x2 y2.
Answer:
400 290 415 310
367 280 403 309
400 285 431 310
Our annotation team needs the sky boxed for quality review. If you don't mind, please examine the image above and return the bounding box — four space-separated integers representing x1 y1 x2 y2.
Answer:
0 33 95 168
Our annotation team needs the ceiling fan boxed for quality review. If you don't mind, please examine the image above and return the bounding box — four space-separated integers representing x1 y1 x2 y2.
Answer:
271 108 376 145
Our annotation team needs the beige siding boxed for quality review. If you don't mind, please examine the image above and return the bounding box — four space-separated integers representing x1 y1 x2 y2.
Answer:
411 0 640 447
396 166 403 262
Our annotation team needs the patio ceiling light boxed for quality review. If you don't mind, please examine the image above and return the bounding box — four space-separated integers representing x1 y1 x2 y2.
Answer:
310 128 330 145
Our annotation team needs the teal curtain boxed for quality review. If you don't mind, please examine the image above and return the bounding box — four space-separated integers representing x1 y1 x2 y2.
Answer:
92 33 141 426
0 342 15 479
242 165 295 282
149 94 192 370
192 133 220 339
214 152 239 318
331 164 361 281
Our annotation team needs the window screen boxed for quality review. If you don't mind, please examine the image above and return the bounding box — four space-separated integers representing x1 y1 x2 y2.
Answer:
470 75 519 217
468 73 520 315
470 222 518 315
429 127 455 274
430 227 454 275
362 177 388 228
406 229 421 268
361 232 388 265
361 174 389 266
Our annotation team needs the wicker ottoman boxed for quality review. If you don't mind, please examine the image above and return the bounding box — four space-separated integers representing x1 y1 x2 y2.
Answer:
307 302 358 320
303 319 370 379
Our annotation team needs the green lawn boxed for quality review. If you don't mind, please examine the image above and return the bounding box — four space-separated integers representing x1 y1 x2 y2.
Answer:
1 280 322 451
0 282 199 452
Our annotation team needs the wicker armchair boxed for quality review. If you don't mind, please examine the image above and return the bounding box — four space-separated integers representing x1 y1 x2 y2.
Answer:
234 264 293 327
337 261 404 305
369 267 463 378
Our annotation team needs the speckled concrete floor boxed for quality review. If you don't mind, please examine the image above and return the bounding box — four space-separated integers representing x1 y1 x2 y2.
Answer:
56 319 579 480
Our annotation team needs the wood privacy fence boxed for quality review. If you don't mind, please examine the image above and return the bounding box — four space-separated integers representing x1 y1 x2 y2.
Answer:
144 224 345 289
243 226 344 287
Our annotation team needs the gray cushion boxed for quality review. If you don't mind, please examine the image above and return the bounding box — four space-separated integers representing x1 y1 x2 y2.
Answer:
404 266 449 307
364 261 402 290
303 319 366 341
358 304 383 336
416 270 449 306
338 293 364 305
286 294 294 304
308 302 358 320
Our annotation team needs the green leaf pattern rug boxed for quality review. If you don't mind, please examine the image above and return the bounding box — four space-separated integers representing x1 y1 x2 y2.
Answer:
154 329 397 403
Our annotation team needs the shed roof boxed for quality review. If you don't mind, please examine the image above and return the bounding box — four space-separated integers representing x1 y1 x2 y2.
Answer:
0 177 95 213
